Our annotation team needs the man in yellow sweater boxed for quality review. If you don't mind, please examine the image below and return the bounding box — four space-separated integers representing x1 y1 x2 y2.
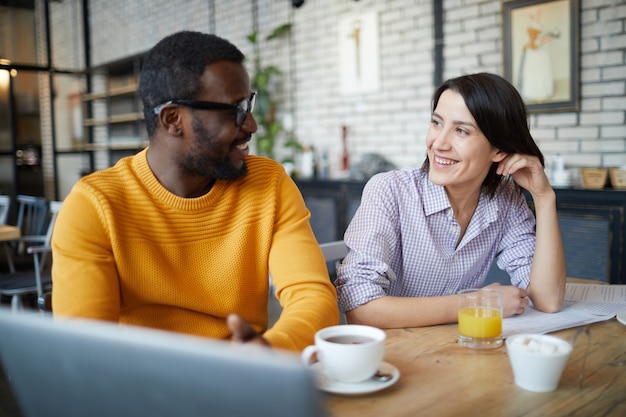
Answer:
51 31 339 352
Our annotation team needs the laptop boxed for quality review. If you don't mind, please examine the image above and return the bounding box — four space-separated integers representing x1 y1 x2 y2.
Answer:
0 308 325 417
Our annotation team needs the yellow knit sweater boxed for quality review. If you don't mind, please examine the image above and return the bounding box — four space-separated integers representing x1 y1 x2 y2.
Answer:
51 149 338 351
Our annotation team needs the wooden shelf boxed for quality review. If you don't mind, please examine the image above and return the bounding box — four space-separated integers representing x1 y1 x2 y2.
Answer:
84 112 143 127
82 141 147 151
108 84 138 97
82 84 138 101
83 118 107 127
108 112 144 124
83 91 106 101
81 53 146 170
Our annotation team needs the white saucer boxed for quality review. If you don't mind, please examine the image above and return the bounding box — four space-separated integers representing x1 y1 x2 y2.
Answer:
617 308 626 326
309 361 400 395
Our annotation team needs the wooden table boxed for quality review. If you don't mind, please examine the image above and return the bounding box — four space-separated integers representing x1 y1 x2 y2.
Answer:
0 225 20 242
0 225 20 273
324 317 626 417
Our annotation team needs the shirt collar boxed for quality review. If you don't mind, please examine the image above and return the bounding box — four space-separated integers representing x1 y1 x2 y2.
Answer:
420 170 500 224
421 173 451 216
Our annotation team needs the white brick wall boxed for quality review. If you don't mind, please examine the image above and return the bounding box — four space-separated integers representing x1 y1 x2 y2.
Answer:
52 0 626 179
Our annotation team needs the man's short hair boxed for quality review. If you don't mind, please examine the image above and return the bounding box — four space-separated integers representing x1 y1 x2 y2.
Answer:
139 31 245 136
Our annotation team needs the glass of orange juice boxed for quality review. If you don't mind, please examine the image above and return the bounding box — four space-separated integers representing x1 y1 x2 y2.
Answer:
458 288 503 349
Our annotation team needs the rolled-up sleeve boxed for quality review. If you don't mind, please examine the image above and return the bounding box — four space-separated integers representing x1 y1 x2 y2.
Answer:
336 174 401 312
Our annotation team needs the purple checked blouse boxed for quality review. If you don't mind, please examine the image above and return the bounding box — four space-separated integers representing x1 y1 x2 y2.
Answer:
335 168 536 313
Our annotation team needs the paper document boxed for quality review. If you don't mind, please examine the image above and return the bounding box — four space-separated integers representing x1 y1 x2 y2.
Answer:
565 283 626 304
502 283 626 338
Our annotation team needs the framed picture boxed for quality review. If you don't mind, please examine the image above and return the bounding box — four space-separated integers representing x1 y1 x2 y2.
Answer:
338 11 380 95
503 0 580 113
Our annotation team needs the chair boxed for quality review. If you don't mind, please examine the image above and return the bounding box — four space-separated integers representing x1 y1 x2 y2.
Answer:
319 240 349 265
0 195 14 272
14 194 49 254
320 240 349 283
0 195 9 224
320 240 349 324
2 195 49 273
268 240 349 327
0 201 62 312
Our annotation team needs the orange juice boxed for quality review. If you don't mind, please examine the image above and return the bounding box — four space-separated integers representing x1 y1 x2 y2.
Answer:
458 306 502 338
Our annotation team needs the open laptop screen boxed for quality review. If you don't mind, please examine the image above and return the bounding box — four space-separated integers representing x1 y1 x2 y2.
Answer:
0 309 325 417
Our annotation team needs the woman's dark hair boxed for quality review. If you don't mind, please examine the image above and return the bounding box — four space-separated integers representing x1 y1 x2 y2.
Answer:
139 31 245 136
422 72 544 198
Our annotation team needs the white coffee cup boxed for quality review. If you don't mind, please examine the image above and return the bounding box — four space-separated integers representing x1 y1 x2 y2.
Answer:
301 325 386 383
506 333 573 392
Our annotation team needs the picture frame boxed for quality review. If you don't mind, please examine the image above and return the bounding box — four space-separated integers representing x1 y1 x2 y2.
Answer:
338 11 380 95
503 0 580 113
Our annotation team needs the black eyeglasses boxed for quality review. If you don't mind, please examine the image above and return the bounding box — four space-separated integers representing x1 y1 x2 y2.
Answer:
152 91 257 127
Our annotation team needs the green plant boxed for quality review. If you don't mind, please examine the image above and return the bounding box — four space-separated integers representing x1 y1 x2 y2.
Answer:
247 23 295 160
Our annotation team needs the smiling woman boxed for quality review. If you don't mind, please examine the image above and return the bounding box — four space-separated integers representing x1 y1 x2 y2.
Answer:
335 72 566 330
426 89 507 204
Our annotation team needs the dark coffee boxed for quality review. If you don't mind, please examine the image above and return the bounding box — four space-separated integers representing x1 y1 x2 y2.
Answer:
324 335 376 344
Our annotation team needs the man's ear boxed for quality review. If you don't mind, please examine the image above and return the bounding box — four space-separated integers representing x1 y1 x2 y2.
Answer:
159 106 183 136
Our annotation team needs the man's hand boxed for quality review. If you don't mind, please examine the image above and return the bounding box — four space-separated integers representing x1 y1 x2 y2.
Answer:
227 313 271 348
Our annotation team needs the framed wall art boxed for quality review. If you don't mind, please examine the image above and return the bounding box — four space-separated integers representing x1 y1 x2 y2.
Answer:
503 0 580 112
338 11 380 95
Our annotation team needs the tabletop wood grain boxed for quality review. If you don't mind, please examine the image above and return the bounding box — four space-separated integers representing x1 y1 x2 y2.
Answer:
0 225 20 242
324 317 626 417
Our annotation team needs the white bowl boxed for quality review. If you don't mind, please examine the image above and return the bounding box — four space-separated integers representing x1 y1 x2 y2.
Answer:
506 334 573 392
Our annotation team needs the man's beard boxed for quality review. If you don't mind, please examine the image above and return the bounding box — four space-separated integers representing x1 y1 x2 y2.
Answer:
182 118 248 181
